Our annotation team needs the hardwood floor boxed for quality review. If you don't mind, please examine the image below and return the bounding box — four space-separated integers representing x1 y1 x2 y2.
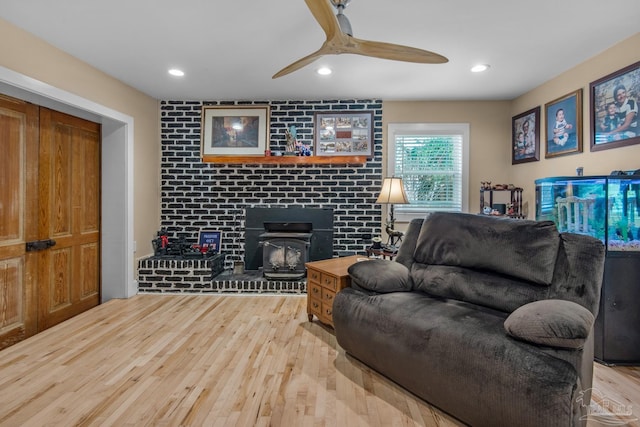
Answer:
0 294 638 426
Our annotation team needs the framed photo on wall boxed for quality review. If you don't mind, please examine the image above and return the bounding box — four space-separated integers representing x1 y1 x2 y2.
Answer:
201 105 270 157
544 89 582 158
590 60 640 151
198 230 222 253
313 111 374 157
512 107 540 164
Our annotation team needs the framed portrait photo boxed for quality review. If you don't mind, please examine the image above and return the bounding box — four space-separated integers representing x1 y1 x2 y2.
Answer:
512 107 540 164
201 105 270 157
590 60 640 152
313 111 374 157
544 89 583 158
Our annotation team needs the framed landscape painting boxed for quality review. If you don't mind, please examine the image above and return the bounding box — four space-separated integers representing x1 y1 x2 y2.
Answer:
201 105 269 157
545 89 582 158
512 107 540 164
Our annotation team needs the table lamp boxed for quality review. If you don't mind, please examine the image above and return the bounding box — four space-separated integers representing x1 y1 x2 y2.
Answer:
375 177 409 246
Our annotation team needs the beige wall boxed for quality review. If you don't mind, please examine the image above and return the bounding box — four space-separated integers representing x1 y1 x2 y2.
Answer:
510 33 640 217
0 18 160 258
383 100 512 218
384 33 640 225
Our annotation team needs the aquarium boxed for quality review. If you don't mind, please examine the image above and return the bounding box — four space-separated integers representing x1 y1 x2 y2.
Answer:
607 176 640 251
535 174 640 252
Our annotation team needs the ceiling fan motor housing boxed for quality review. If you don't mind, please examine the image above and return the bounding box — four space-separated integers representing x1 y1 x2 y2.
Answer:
330 0 351 9
330 0 353 35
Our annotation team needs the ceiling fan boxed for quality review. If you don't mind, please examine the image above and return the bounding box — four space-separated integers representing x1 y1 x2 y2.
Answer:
272 0 448 79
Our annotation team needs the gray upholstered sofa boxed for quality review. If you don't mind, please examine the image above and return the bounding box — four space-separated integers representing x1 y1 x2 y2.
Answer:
333 212 605 427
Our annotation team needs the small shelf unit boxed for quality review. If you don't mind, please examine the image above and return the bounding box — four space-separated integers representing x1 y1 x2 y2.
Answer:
480 187 525 218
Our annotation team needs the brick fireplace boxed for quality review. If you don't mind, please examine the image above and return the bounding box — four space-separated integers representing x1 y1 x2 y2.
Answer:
147 98 384 293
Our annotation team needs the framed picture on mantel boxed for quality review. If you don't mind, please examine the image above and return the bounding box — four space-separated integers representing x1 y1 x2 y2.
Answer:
201 105 270 157
313 111 374 157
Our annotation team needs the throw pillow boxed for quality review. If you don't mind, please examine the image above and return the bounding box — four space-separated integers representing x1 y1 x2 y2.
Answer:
504 299 594 349
348 259 412 293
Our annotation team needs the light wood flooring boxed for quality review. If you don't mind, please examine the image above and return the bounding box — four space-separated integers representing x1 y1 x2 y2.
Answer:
0 294 638 426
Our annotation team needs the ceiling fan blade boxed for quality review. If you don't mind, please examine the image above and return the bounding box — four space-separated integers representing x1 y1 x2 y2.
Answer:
305 0 341 40
274 0 447 78
272 49 326 79
349 37 448 64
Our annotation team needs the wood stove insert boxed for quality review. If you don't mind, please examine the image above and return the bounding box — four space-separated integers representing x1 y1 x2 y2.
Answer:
260 222 312 280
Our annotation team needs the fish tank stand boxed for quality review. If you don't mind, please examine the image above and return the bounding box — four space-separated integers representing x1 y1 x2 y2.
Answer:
535 174 640 365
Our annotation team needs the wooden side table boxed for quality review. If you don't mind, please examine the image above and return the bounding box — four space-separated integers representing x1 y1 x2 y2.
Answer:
305 255 368 327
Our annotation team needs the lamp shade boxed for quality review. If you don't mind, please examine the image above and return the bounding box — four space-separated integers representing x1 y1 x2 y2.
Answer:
376 177 409 205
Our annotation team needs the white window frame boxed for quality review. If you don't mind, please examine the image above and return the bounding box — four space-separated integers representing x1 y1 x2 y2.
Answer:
387 123 470 223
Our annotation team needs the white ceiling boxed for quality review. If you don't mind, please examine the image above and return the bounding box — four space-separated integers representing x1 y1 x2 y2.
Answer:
1 0 639 101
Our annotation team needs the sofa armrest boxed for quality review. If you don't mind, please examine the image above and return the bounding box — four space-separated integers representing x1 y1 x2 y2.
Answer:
504 299 595 349
348 259 413 293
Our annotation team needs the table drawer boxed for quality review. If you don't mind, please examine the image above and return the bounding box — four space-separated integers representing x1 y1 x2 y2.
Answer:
321 273 338 291
307 268 321 284
308 297 322 318
309 282 322 300
322 288 336 305
322 301 334 325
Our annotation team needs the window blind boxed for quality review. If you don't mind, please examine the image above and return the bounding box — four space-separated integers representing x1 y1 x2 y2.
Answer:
393 134 463 212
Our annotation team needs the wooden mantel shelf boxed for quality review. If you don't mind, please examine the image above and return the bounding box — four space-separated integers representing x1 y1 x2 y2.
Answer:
202 155 369 165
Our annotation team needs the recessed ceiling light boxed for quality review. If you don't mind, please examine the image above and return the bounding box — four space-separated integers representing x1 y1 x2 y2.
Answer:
471 64 490 73
168 68 185 77
317 67 332 76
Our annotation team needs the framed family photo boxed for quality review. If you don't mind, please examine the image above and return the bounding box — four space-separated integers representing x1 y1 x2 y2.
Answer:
314 111 374 157
590 60 640 152
544 89 582 158
512 107 540 164
201 105 270 157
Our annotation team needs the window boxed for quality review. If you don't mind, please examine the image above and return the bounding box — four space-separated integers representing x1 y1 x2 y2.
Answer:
387 123 469 222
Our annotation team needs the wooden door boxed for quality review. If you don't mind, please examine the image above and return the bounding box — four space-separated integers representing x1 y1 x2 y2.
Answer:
0 96 39 348
37 108 101 330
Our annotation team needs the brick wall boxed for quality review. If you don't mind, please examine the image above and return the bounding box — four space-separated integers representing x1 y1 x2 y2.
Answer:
138 258 217 292
159 99 383 269
137 255 306 294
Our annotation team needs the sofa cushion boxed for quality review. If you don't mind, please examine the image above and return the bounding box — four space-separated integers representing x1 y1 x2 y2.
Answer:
414 212 560 286
348 259 412 293
504 300 594 349
412 264 549 313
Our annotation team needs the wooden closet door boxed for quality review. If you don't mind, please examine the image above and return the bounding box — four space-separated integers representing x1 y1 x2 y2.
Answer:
37 108 101 330
0 96 39 348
